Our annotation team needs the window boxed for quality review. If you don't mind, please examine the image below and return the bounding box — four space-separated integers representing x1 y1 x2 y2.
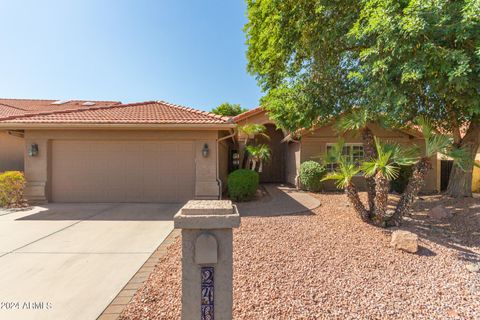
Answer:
326 144 364 171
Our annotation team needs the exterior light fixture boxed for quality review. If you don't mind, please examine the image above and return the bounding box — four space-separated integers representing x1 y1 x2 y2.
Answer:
28 143 39 157
202 143 209 158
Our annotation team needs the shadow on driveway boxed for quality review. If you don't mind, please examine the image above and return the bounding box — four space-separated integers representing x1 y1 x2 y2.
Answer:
16 203 184 221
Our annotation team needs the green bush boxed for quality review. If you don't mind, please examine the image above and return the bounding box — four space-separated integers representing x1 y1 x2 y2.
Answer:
0 171 26 208
299 161 326 192
391 165 413 193
228 169 259 201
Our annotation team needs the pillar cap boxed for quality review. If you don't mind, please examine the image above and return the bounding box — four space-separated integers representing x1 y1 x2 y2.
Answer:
174 200 240 229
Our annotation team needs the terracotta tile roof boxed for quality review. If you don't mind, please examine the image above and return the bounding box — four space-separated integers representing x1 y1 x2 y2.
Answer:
232 106 264 122
0 100 232 125
0 98 121 120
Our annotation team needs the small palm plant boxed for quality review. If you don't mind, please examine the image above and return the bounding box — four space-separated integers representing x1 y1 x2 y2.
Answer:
238 123 270 169
245 144 271 172
362 139 418 226
335 108 382 214
323 152 370 222
238 123 269 145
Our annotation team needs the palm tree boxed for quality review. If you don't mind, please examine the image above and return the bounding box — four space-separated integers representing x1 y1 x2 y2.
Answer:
391 117 471 225
238 123 270 168
335 109 380 213
362 139 418 226
245 144 271 172
238 123 269 145
322 141 370 222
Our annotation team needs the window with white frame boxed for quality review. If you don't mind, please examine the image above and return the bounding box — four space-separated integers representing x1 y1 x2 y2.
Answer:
326 143 364 171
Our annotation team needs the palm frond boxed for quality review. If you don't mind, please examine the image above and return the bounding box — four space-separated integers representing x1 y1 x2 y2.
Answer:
322 162 360 189
362 160 378 177
368 138 411 180
238 123 270 141
426 134 452 157
447 146 472 172
416 116 434 140
334 109 368 133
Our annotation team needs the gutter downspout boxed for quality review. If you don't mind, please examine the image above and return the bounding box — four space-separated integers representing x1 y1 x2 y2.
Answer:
216 129 237 200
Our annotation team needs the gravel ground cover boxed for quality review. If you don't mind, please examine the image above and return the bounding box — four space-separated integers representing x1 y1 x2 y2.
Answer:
120 193 480 319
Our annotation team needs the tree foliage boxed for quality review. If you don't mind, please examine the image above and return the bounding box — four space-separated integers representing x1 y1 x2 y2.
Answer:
211 102 248 117
245 0 480 196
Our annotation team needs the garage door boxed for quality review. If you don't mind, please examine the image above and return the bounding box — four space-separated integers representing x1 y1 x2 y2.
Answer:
51 140 195 202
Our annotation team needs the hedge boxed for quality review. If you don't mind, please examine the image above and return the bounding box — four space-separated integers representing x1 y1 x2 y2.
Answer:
227 169 259 201
0 171 26 208
299 161 326 192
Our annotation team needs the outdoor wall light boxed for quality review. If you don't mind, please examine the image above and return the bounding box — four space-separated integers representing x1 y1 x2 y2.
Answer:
28 143 39 157
202 143 210 158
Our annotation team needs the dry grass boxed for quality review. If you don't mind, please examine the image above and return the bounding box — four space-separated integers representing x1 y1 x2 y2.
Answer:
120 193 480 320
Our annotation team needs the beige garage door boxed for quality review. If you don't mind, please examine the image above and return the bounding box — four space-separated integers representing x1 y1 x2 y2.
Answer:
51 140 195 202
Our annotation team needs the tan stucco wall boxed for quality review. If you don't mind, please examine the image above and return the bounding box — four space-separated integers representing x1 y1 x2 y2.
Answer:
218 139 229 194
300 123 439 193
23 129 222 203
236 111 273 129
285 142 301 185
0 131 24 172
473 148 480 193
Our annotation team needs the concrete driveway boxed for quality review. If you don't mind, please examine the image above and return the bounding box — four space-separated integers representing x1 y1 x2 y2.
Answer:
0 203 180 320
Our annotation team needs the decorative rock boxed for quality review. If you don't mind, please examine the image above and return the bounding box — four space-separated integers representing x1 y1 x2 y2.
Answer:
390 230 419 253
466 263 480 273
428 205 453 220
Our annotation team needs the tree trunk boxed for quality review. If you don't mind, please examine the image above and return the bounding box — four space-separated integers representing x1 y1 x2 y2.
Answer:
446 119 480 197
362 127 377 214
391 158 431 226
345 183 370 222
372 173 390 226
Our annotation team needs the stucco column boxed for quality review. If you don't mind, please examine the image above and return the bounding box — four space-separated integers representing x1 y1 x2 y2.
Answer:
23 138 48 203
195 140 220 199
174 200 240 320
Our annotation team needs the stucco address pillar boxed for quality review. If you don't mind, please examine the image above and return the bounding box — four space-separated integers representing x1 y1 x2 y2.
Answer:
174 200 240 320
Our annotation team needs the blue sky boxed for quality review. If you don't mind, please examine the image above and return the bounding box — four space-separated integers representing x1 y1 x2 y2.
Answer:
0 0 262 111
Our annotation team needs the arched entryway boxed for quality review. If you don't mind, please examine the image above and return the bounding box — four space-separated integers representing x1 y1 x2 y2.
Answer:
256 124 286 183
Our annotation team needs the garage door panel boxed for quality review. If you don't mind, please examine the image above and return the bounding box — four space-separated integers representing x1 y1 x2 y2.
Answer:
51 140 195 202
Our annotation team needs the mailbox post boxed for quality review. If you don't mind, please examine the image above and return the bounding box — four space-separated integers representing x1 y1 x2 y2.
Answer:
174 200 240 320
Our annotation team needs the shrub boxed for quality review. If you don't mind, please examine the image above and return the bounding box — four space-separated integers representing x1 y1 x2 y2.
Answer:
299 161 326 192
0 171 26 208
391 165 413 193
228 169 259 201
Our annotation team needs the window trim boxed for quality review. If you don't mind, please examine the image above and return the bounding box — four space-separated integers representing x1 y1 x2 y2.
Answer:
326 143 365 174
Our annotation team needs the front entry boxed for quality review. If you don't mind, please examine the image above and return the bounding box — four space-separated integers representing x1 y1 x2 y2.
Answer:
257 124 286 183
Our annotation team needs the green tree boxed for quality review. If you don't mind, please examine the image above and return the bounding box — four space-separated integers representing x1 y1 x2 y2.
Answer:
245 0 480 197
211 103 248 117
349 0 480 197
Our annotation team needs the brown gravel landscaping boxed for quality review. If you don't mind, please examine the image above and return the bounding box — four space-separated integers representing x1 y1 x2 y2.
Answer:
120 193 480 319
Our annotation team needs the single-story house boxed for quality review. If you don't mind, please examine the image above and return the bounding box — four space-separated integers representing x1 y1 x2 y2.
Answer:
0 98 478 203
233 106 442 193
0 99 235 203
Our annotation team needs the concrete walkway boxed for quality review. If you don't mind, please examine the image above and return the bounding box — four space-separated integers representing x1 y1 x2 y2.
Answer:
236 184 320 216
0 203 179 320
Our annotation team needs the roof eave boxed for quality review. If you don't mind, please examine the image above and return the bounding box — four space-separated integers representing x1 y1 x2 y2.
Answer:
0 122 236 130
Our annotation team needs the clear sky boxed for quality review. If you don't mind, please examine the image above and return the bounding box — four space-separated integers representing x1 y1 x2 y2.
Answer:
0 0 262 111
